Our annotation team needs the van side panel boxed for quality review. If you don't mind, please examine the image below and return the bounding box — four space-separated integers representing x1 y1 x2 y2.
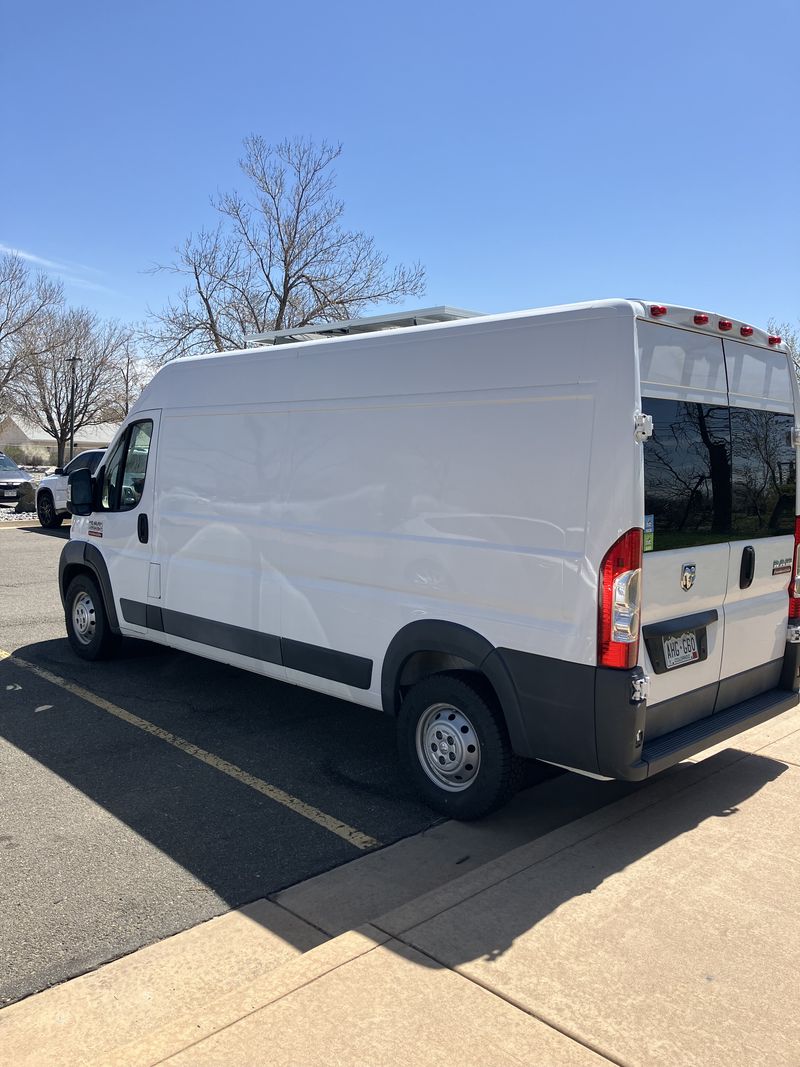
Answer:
274 311 641 735
131 304 642 771
280 386 594 702
153 409 289 682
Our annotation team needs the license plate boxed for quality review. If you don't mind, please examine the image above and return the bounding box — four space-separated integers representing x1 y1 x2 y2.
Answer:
663 631 699 669
3 489 16 497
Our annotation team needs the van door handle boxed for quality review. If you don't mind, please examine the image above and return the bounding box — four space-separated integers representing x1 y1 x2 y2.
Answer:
739 545 755 589
138 513 149 544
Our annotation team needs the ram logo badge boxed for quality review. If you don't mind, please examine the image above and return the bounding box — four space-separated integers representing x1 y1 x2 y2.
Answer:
681 563 696 591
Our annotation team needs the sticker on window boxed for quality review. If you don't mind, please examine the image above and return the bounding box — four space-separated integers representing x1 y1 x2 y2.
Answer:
644 515 654 553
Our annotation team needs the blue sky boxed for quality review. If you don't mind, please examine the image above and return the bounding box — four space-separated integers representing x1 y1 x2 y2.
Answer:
2 0 798 332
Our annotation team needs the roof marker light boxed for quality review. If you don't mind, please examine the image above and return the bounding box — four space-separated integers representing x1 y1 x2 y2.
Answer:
718 319 733 332
769 335 782 346
650 305 667 317
694 313 709 325
740 325 754 337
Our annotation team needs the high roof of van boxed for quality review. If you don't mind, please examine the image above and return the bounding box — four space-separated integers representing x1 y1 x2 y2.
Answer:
135 298 789 414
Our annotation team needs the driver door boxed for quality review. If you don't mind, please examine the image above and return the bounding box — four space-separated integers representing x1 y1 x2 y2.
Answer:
94 412 160 635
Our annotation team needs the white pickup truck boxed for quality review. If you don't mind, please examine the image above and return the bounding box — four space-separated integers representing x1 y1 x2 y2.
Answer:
36 449 105 528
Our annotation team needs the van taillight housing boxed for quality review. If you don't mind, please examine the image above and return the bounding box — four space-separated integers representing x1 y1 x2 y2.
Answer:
598 528 643 669
789 518 800 619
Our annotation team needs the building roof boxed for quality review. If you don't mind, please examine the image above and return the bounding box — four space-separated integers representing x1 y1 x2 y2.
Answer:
0 414 120 444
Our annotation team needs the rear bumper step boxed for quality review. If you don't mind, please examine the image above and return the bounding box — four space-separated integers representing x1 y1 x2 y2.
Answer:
642 687 799 776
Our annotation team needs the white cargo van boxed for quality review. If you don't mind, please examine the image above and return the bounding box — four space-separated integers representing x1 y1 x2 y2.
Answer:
61 300 800 818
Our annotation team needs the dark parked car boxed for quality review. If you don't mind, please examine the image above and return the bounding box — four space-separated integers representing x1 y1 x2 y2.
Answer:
0 452 34 504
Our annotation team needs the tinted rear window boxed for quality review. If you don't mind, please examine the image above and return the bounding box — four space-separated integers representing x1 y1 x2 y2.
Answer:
730 408 796 539
643 398 795 551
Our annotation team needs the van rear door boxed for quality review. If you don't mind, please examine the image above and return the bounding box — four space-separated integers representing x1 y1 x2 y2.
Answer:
638 324 732 734
717 339 796 706
639 321 798 738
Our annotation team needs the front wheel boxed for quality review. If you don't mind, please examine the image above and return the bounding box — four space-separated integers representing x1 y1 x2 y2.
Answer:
36 491 63 528
65 574 121 661
397 673 522 820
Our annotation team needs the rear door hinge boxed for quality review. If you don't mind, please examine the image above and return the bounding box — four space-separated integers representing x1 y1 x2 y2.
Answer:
631 674 650 703
634 412 653 443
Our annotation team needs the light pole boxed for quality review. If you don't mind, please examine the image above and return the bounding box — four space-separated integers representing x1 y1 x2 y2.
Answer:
66 354 81 463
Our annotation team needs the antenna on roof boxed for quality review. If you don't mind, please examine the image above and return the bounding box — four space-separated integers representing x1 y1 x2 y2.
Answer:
244 306 482 346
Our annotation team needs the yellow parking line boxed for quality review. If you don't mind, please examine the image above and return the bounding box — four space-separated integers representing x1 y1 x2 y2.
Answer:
0 649 381 851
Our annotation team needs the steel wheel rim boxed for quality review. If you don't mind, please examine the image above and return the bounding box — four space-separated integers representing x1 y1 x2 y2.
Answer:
415 702 481 792
72 591 96 645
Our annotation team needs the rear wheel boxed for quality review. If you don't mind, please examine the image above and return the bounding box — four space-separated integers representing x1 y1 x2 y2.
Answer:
36 491 63 528
397 672 522 819
65 574 121 660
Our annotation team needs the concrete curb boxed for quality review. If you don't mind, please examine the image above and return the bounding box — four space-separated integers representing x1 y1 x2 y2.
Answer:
108 926 390 1067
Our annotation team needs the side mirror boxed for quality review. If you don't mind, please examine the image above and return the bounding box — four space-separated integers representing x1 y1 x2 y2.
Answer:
54 467 64 476
67 468 94 516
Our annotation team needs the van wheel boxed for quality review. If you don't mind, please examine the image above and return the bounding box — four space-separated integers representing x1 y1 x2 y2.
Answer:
37 491 63 528
397 673 521 820
65 575 121 661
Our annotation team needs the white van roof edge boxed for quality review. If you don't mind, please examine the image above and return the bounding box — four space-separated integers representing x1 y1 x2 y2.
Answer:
630 299 788 352
174 299 639 366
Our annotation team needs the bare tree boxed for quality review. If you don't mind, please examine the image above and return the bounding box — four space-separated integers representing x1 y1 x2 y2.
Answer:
145 137 425 361
8 308 129 465
768 317 799 379
0 253 63 405
103 327 151 420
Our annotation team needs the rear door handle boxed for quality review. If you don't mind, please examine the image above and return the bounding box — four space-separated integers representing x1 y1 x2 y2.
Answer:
138 513 149 544
739 545 755 589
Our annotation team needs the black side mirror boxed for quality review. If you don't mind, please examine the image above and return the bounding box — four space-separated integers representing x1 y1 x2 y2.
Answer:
68 468 94 516
54 467 64 476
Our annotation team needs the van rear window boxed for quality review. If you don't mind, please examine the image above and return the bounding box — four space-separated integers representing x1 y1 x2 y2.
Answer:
643 398 796 551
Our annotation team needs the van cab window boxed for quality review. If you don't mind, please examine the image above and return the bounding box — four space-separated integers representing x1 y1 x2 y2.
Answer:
101 420 153 511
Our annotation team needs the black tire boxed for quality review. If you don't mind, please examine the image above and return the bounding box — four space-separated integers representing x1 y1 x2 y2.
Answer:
64 574 121 661
397 672 523 820
37 490 63 529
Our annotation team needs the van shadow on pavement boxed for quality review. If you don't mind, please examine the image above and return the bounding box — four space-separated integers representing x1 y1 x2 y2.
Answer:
383 748 787 969
0 638 788 1003
15 525 71 539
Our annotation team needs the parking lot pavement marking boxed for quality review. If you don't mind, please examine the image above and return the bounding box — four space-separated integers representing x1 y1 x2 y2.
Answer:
0 649 382 852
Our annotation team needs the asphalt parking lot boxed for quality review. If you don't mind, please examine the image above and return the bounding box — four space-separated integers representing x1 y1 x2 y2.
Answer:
0 518 642 1008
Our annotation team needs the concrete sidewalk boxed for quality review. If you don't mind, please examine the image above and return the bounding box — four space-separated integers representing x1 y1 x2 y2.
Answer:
3 709 799 1066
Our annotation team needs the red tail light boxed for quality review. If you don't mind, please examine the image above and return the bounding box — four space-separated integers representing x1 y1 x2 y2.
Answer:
740 325 754 337
789 518 800 619
598 528 643 669
718 319 733 331
650 305 667 317
769 335 782 346
694 313 709 325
